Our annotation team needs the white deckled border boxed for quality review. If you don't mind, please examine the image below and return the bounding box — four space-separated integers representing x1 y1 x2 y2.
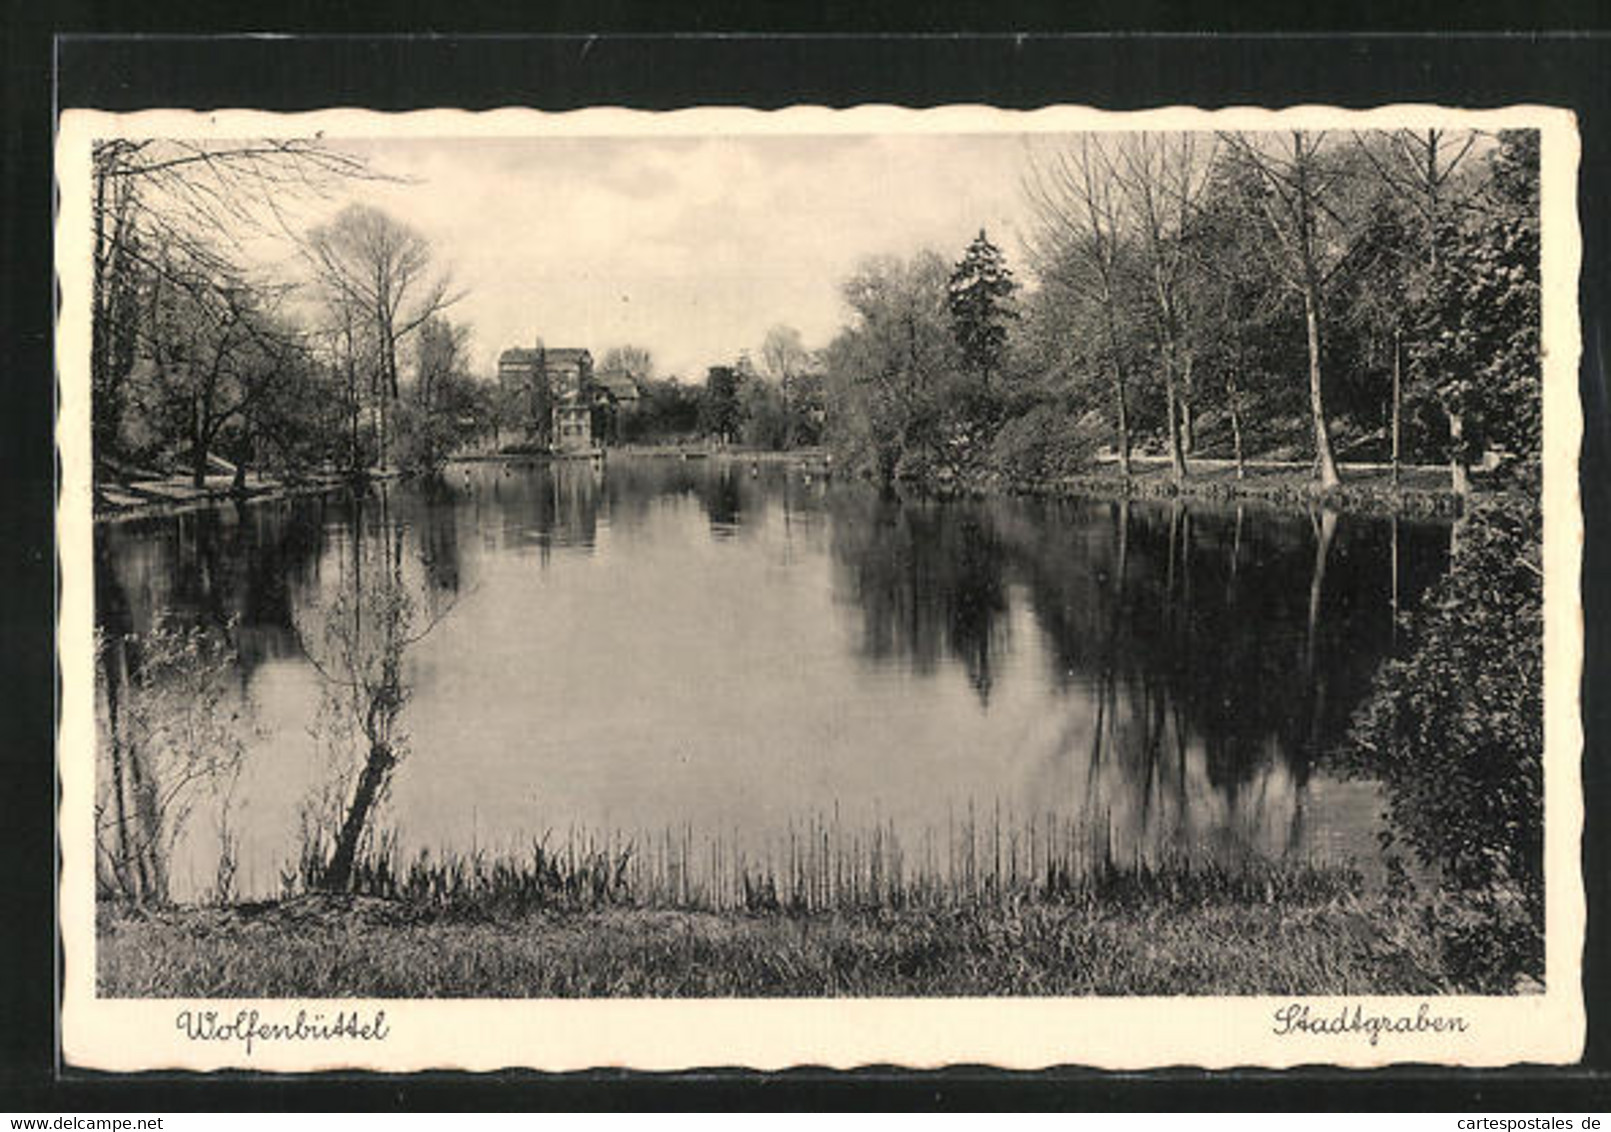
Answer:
56 102 1585 1073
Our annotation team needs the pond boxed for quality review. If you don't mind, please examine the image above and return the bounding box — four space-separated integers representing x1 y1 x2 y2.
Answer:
93 456 1452 904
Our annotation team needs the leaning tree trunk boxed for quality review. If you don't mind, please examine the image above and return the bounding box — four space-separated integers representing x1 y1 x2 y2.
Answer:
1302 288 1343 489
231 424 251 496
322 741 398 893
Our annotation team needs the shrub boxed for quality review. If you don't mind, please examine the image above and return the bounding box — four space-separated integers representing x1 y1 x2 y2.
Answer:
95 615 248 904
1345 502 1543 984
988 401 1101 482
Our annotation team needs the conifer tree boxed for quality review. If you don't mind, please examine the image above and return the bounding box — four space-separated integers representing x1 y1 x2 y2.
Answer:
946 229 1019 388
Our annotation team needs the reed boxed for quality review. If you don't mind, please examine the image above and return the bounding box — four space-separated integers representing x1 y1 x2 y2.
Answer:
284 803 1363 918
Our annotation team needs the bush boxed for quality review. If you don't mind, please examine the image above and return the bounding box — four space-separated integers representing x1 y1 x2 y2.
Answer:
392 399 468 477
1344 503 1543 985
988 401 1101 482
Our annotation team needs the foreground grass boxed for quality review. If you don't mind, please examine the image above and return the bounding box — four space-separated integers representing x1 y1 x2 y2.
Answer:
96 889 1486 998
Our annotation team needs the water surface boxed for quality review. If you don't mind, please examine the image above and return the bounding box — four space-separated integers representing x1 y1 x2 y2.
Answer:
95 456 1451 901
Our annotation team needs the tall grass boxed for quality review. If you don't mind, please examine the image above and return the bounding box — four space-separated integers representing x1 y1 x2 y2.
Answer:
282 801 1361 919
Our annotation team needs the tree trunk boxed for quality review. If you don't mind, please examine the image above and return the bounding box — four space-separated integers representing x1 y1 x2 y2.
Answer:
1391 327 1403 493
1164 370 1184 486
1114 364 1131 483
1305 508 1337 677
101 635 140 900
1180 350 1195 455
191 412 209 489
1102 304 1131 482
322 743 397 892
1302 288 1343 489
1448 406 1470 498
1227 375 1245 481
1162 337 1188 485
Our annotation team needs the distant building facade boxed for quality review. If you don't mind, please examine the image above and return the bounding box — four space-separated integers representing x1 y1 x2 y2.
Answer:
497 343 598 453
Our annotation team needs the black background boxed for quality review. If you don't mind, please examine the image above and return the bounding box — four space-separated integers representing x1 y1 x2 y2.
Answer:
4 18 1609 1112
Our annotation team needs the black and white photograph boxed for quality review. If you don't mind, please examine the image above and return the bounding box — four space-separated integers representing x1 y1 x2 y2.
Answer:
55 103 1584 1071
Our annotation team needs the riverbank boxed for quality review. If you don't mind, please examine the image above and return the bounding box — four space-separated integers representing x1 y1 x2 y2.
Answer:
93 469 402 524
92 451 1512 524
1001 457 1502 518
96 883 1528 998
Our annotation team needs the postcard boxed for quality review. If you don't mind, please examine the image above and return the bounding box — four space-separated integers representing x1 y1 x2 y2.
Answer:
56 102 1584 1071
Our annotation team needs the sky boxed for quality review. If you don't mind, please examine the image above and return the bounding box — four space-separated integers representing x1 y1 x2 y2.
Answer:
273 133 1046 380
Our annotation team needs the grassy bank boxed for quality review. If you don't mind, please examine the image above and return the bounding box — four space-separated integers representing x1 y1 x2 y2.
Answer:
1001 458 1493 518
96 880 1523 999
102 812 1541 997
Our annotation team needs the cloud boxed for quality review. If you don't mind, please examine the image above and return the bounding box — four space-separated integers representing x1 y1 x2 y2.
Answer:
288 132 1041 379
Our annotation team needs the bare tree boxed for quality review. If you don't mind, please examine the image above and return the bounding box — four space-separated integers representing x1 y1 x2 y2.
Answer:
760 325 809 385
760 325 811 444
305 204 462 468
295 491 455 892
94 611 248 905
90 138 377 477
1220 131 1369 490
133 245 307 487
1112 132 1218 482
600 344 655 383
1024 136 1134 481
414 315 471 409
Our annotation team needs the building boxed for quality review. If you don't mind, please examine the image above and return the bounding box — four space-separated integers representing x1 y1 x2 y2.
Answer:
593 368 641 412
542 348 596 453
496 346 542 436
496 343 598 453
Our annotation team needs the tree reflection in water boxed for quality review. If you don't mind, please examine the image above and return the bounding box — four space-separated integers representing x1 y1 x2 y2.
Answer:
828 489 1450 872
94 461 1455 898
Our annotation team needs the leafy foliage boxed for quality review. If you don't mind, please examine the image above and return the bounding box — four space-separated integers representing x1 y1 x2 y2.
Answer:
699 365 745 443
1345 503 1543 986
740 378 792 450
618 378 704 444
823 251 973 483
989 400 1103 481
1408 134 1542 471
393 316 487 476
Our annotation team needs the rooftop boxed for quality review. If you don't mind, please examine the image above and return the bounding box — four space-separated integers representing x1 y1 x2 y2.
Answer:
543 348 592 364
499 346 592 367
